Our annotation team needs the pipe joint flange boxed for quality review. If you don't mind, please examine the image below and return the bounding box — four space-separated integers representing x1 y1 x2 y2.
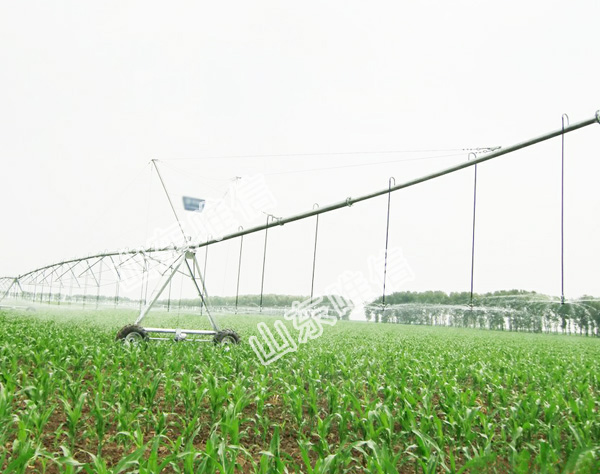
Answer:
596 110 600 124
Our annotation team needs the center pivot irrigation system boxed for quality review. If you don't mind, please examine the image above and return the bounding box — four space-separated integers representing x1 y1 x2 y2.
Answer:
1 110 599 345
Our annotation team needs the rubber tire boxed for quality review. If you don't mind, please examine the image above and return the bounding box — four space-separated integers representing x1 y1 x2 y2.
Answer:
116 325 148 343
213 329 240 345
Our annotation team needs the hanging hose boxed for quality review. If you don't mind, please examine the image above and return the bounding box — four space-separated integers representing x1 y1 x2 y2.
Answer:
561 114 569 305
259 215 271 313
310 204 320 302
235 227 244 314
381 178 395 312
468 153 478 308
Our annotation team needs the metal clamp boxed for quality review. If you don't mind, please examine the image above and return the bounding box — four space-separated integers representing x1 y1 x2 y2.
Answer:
266 214 284 225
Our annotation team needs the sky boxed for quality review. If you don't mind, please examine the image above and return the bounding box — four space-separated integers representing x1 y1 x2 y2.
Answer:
1 0 599 302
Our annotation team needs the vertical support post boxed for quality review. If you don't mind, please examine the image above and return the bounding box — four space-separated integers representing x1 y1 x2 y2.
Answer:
235 227 244 314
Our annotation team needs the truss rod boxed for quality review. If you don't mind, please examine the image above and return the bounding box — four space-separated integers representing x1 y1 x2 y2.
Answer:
0 278 17 302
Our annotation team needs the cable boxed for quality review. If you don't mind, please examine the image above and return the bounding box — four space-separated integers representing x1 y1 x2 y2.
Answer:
263 152 470 176
163 147 497 161
160 149 500 180
151 160 187 241
168 151 475 177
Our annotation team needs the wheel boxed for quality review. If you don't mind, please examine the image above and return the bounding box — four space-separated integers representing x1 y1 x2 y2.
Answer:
213 329 240 345
116 325 148 344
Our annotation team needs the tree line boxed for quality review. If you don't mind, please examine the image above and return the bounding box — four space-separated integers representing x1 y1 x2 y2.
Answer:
13 288 600 336
367 290 600 336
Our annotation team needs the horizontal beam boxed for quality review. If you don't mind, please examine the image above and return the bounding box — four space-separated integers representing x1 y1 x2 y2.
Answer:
185 110 600 250
7 110 600 280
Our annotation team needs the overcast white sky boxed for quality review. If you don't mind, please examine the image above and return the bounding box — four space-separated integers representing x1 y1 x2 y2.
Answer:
1 1 599 300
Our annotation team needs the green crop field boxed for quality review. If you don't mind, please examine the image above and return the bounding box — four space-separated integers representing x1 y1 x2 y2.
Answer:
0 308 599 473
